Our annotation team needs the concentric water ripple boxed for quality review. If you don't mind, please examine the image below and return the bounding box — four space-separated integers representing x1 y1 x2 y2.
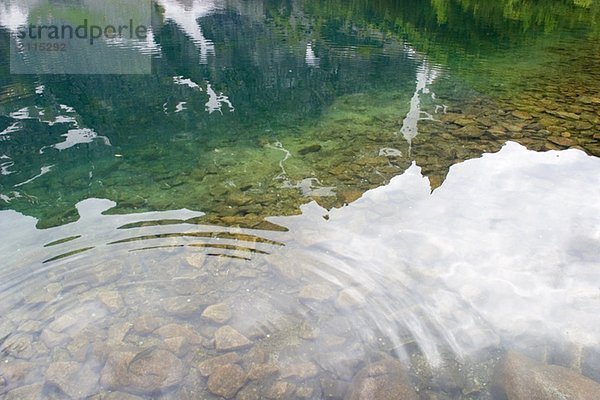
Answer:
1 143 599 398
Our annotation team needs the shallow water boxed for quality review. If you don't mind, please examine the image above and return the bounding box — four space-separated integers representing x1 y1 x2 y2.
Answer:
1 0 599 399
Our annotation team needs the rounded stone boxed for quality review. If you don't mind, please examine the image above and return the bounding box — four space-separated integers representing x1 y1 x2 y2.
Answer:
207 364 247 399
199 352 241 377
492 351 600 400
214 326 252 351
46 361 98 398
100 349 185 395
202 303 233 324
346 359 418 400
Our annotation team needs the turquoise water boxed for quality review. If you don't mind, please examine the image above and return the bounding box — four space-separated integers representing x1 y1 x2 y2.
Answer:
1 0 599 399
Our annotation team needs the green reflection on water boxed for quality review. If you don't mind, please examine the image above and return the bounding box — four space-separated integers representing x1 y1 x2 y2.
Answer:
0 0 598 228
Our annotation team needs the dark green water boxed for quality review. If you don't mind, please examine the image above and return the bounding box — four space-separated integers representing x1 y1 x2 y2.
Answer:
1 0 598 228
1 1 600 399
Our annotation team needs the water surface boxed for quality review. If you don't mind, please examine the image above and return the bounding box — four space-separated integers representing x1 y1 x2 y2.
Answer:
0 0 599 399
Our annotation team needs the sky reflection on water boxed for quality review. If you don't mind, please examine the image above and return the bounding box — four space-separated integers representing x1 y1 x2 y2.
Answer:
268 142 600 362
1 142 598 370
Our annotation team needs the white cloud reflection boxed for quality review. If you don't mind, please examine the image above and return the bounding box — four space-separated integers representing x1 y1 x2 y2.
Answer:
268 142 600 363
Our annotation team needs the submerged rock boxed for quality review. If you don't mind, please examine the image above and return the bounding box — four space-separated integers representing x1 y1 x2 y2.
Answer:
100 349 186 395
547 136 576 147
492 351 600 400
335 288 366 310
345 359 418 400
0 361 36 392
298 144 322 155
161 336 188 357
321 377 348 399
236 384 262 400
207 363 247 399
199 352 241 377
154 323 203 344
295 385 315 398
132 315 164 334
297 321 320 340
4 383 44 400
511 110 533 120
162 295 206 317
202 303 233 324
454 125 484 138
298 284 336 302
246 362 280 380
97 290 124 313
40 328 70 348
280 361 318 379
1 334 36 359
264 381 296 399
46 361 98 398
214 326 252 351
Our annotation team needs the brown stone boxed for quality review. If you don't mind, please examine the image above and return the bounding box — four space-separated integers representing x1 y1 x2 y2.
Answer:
298 321 320 340
161 336 188 357
339 191 363 204
243 347 269 364
512 110 533 120
453 117 476 127
346 359 418 400
264 381 296 399
215 326 252 351
0 361 35 391
2 334 35 359
295 385 315 398
46 361 98 398
247 363 280 380
40 328 69 348
574 121 594 130
100 349 185 395
236 385 262 400
493 351 600 400
503 122 525 133
47 313 78 333
321 378 348 399
107 322 132 345
132 315 163 334
162 295 206 317
4 383 44 400
547 136 576 147
207 364 247 399
154 323 203 344
281 362 318 379
202 303 233 324
549 110 580 120
199 352 242 377
577 96 600 105
454 125 484 138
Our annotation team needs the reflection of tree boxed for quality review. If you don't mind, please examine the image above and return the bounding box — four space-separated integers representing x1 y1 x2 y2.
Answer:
293 0 599 58
449 0 599 37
